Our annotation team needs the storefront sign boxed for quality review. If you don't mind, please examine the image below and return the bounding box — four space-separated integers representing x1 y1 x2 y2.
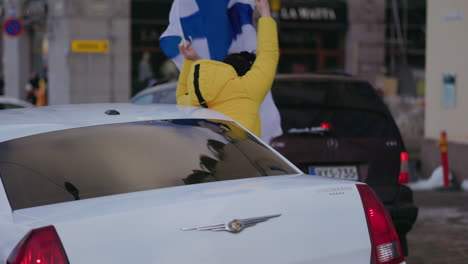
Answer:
281 7 337 21
279 1 347 25
71 40 109 53
3 18 24 37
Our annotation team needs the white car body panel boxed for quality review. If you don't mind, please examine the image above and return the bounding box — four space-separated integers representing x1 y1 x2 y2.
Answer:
0 104 396 263
1 175 372 263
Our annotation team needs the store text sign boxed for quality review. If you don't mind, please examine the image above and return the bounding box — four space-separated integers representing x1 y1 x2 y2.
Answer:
280 7 337 21
71 40 109 53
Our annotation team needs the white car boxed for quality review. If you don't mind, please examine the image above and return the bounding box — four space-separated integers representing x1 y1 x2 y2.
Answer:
0 96 34 110
0 104 405 264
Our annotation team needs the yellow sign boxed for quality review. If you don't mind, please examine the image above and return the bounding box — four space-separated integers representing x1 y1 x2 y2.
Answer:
71 40 109 53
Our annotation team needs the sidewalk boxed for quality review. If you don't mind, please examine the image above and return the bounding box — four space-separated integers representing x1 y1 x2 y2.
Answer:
406 190 468 264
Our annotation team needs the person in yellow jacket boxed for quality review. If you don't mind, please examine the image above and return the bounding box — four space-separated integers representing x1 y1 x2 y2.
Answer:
176 0 278 138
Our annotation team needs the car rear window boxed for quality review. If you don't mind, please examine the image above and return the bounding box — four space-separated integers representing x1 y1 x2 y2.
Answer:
272 80 399 137
0 119 297 210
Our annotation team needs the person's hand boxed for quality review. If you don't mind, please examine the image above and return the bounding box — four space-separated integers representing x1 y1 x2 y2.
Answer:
179 41 200 61
255 0 271 17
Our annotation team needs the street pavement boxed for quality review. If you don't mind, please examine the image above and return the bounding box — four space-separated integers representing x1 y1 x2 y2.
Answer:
405 190 468 264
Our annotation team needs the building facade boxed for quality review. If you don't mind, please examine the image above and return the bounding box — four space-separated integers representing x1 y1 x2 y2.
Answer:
2 0 131 104
345 0 386 83
47 0 130 104
277 0 348 74
131 0 173 96
422 0 468 182
1 0 425 105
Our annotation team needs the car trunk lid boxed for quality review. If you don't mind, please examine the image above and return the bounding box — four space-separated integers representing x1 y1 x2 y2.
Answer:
12 175 371 264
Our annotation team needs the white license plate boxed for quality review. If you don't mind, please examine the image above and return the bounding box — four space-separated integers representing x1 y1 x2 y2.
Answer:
309 166 359 180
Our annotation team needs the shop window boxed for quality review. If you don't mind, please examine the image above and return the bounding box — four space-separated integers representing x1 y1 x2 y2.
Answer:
279 28 318 49
279 54 318 73
324 56 341 71
322 33 342 50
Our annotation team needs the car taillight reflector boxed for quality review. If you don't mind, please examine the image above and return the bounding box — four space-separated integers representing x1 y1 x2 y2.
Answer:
400 152 409 162
399 152 409 184
320 122 332 129
7 226 70 264
398 172 409 184
357 184 404 264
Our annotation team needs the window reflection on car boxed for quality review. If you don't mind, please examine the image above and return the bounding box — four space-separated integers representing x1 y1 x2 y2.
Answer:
0 118 296 210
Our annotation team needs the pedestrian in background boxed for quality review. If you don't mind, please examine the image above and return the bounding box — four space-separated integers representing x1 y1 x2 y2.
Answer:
0 77 4 95
176 0 278 138
35 77 47 107
26 73 40 105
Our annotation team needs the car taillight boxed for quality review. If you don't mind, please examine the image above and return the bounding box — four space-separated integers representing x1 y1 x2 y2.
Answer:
398 152 409 184
357 184 405 264
320 122 332 129
7 226 70 264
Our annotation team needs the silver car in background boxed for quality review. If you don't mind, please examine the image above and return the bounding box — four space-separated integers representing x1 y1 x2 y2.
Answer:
0 96 33 110
131 82 177 105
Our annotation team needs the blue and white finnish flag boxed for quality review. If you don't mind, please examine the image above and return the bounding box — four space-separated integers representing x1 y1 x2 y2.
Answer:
160 0 257 69
159 0 283 143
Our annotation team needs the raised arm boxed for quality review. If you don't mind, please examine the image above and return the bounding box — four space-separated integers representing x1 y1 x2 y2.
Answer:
256 0 271 18
242 0 279 101
176 41 200 104
176 59 193 103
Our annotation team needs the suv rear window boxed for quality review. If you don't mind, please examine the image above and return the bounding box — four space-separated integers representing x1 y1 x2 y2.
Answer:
0 119 297 210
272 80 400 138
273 79 384 109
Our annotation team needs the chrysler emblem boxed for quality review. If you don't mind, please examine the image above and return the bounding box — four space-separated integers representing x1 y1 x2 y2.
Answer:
326 138 339 150
181 214 281 233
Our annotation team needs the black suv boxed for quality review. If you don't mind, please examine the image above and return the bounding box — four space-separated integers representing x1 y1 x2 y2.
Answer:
270 74 418 255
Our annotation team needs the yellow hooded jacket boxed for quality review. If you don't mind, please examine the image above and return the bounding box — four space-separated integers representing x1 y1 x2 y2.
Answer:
176 17 279 137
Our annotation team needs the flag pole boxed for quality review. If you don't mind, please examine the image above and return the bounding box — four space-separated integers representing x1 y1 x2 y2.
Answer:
176 0 188 47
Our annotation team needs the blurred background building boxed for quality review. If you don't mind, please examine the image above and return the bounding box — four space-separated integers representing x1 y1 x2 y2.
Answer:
0 0 426 103
423 0 468 183
1 0 130 104
130 0 426 95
